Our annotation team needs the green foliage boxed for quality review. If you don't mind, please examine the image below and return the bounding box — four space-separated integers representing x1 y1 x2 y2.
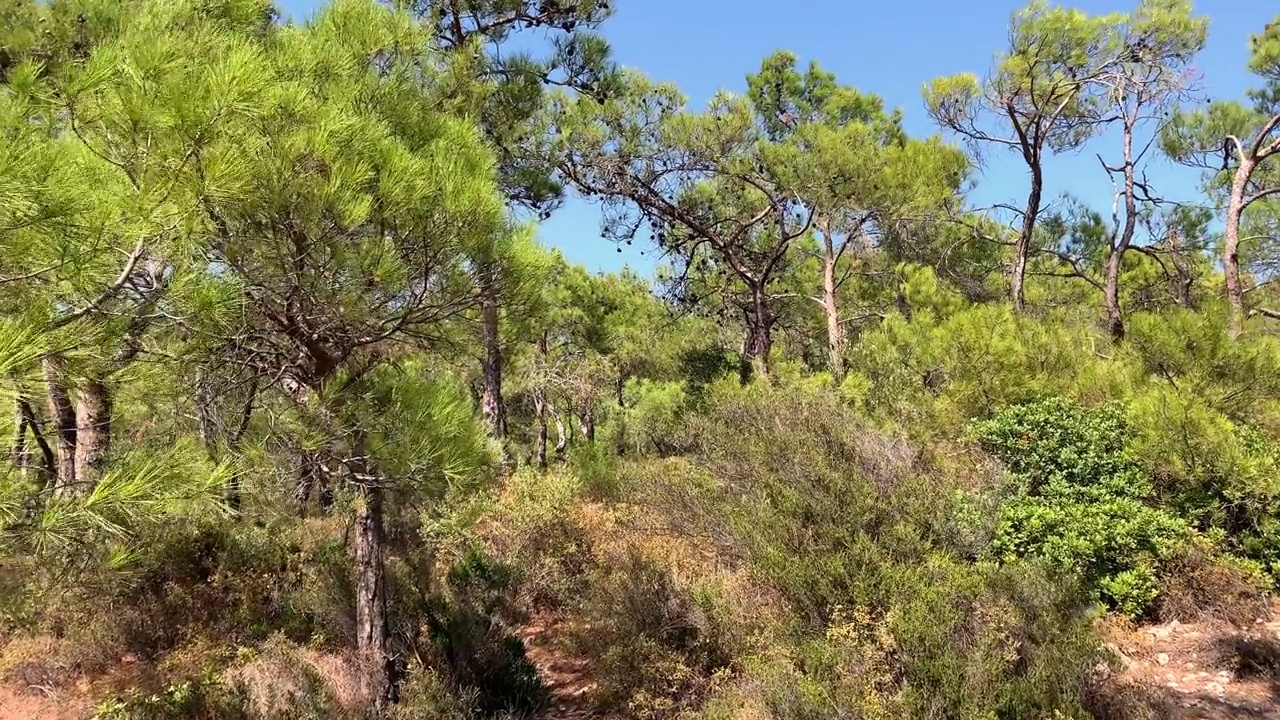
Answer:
970 398 1193 617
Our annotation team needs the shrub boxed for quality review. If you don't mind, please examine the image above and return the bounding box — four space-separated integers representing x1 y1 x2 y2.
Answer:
416 548 545 718
678 382 1107 717
1154 542 1271 625
969 398 1192 617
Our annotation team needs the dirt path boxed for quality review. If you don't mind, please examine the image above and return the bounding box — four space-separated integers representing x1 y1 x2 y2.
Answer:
1107 602 1280 719
0 684 90 720
518 614 606 720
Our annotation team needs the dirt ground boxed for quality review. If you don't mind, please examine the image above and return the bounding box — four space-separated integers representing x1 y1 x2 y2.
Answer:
1102 600 1280 720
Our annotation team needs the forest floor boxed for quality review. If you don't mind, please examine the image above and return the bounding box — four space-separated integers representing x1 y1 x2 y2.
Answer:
518 613 613 720
1104 599 1280 720
1 604 1277 720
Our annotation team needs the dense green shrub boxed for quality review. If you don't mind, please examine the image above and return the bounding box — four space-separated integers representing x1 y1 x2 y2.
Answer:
969 398 1194 617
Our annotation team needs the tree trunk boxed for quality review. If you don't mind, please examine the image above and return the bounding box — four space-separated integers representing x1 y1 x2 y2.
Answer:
1167 226 1194 310
1103 249 1127 341
551 402 567 462
1225 160 1253 339
479 265 505 438
533 388 548 469
16 398 55 483
11 398 28 479
820 229 844 379
352 462 390 715
1011 163 1043 313
42 356 77 494
742 283 773 382
1104 119 1140 343
74 377 112 491
578 408 595 444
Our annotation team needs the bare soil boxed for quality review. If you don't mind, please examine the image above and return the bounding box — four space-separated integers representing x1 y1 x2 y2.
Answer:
1104 600 1280 719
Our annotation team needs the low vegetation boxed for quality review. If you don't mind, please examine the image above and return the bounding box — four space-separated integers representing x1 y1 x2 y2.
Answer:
1 0 1279 718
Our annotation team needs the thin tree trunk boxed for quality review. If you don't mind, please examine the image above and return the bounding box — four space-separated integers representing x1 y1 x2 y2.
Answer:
1225 160 1253 339
42 356 76 494
1167 226 1194 310
1011 163 1043 313
1104 119 1139 343
74 377 112 491
17 399 55 482
534 332 549 469
479 265 505 438
11 398 28 478
551 402 567 462
578 408 595 444
533 388 548 469
350 429 390 715
820 227 844 379
744 283 773 382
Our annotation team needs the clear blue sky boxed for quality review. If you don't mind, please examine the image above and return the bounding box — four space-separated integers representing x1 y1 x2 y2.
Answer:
278 0 1274 276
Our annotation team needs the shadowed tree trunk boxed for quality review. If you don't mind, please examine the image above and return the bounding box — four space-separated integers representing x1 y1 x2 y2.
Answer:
16 398 55 483
349 428 390 716
42 357 76 494
478 264 505 438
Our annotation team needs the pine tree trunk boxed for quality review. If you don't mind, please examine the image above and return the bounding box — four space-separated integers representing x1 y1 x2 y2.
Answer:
74 377 112 491
1104 249 1127 342
821 230 844 379
743 283 773 382
551 403 567 462
1225 160 1253 339
16 398 54 483
479 265 505 438
1167 227 1194 310
354 480 390 714
1011 164 1043 313
42 357 77 494
534 332 549 469
1104 120 1139 343
578 408 595 444
11 398 28 479
534 388 548 469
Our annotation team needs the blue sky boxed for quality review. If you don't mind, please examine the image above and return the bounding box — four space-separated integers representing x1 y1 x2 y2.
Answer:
279 0 1275 276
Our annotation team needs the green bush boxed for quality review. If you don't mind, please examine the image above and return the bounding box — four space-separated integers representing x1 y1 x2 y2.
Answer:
969 398 1192 617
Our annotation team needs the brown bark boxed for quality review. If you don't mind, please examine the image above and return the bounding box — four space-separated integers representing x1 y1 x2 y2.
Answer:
1011 164 1044 313
351 433 390 715
578 408 595 444
42 356 77 494
820 227 844 379
478 265 505 438
74 377 112 491
742 283 773 383
1225 159 1253 339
